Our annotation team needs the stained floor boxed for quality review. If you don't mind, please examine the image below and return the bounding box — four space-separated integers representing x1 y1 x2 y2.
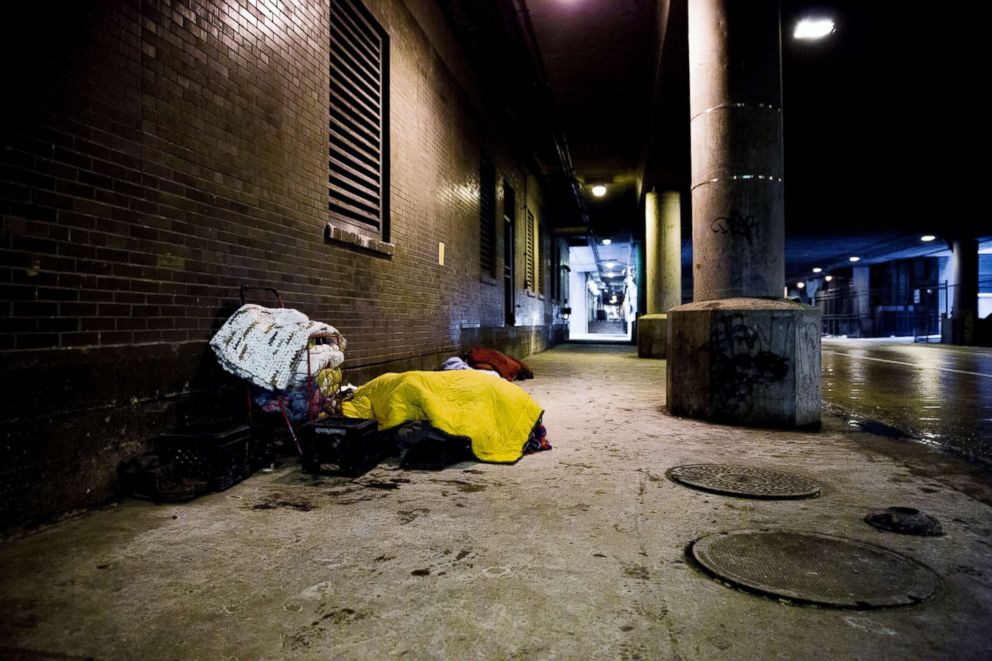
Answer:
0 343 991 659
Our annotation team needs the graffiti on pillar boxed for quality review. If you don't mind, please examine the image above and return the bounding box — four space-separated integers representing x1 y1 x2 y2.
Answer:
702 313 789 417
711 211 759 245
796 320 820 400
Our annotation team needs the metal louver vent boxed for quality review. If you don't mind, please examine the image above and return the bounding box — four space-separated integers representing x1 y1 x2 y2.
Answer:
480 158 496 276
329 0 388 236
536 214 544 294
525 209 535 290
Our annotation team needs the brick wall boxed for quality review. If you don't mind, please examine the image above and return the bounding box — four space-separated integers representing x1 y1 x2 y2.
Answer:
0 0 565 529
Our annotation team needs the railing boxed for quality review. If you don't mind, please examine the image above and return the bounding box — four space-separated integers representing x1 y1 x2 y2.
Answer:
815 278 992 341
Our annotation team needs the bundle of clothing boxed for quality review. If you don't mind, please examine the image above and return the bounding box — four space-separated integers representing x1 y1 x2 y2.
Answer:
440 347 534 382
210 304 348 421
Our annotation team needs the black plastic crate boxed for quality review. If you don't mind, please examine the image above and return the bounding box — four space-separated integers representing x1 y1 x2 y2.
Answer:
299 417 386 477
248 423 279 471
156 424 253 491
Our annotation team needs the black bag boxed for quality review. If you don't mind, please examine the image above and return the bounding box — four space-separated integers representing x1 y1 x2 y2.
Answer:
394 422 473 470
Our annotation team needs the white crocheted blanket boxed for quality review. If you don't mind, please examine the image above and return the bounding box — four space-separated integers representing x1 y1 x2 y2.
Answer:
209 304 346 391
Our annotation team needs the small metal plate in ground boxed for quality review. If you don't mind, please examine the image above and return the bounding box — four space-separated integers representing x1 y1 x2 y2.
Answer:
691 530 940 607
866 507 945 536
667 464 821 499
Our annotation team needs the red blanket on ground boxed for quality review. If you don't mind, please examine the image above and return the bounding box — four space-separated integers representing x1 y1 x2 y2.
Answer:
467 347 533 381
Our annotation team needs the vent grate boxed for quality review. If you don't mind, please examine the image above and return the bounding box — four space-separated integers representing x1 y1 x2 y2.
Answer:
525 210 535 290
480 159 496 276
329 0 387 234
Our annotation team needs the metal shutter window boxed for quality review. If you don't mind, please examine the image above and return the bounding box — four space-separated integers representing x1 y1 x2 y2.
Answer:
525 209 535 290
480 158 496 276
329 0 388 237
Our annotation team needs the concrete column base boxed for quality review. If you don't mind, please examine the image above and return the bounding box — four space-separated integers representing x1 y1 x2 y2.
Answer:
637 313 670 358
667 298 821 428
942 316 976 346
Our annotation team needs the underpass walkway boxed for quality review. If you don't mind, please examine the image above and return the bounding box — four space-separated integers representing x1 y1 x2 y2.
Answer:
0 343 990 659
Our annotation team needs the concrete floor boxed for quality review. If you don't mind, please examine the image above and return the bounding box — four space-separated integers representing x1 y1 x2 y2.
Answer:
2 344 992 659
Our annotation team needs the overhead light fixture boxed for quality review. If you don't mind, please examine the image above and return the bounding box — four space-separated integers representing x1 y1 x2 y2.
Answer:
796 282 805 289
602 238 612 245
849 256 861 262
825 275 834 282
794 18 835 40
812 267 822 273
591 185 607 198
920 235 936 242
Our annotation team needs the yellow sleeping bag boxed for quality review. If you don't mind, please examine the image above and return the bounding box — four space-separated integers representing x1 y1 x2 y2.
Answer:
341 370 543 463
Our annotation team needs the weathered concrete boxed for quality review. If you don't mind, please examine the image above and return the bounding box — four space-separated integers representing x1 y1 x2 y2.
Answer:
852 265 873 337
640 191 682 359
637 313 669 358
946 237 979 345
1 344 990 659
672 0 817 428
667 298 821 427
688 0 784 301
645 191 682 314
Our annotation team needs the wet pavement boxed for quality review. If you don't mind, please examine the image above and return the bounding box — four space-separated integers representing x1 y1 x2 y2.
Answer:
822 338 992 468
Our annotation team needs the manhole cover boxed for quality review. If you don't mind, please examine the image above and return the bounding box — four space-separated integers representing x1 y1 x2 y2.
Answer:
865 507 945 536
667 464 821 499
691 530 940 607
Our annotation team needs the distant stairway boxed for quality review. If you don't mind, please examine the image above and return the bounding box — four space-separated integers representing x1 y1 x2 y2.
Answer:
587 320 626 335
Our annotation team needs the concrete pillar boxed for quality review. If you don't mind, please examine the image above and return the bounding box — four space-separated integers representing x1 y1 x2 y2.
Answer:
639 190 682 358
946 237 978 345
645 191 682 314
688 0 784 301
568 268 588 337
851 265 872 337
666 0 820 427
805 278 820 305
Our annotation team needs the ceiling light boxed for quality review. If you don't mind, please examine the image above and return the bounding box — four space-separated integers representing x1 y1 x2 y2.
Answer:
920 235 936 242
825 275 834 281
849 256 860 262
812 267 822 273
794 18 835 40
797 282 806 289
602 238 612 245
591 185 607 197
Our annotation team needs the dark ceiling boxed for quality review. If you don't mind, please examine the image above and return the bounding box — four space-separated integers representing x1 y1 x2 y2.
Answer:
438 0 988 282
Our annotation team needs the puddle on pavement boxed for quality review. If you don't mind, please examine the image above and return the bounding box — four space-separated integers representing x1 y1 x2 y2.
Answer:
847 418 913 440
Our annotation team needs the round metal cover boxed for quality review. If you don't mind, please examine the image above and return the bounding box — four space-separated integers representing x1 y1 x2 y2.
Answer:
692 530 940 607
865 507 945 536
667 464 821 499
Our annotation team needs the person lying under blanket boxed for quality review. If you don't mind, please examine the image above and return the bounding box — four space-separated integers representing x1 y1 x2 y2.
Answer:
341 369 545 464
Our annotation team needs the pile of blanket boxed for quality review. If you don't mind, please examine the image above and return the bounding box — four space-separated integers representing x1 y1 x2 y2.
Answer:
467 346 533 381
210 304 347 421
342 370 544 463
440 347 534 381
